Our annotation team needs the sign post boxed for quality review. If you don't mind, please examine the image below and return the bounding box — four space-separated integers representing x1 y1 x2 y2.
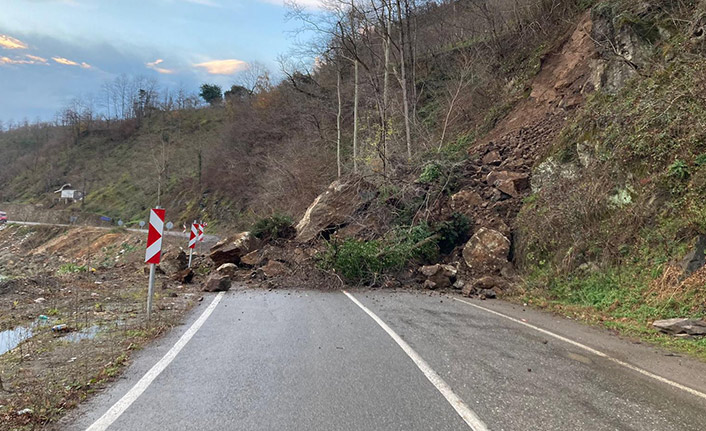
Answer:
188 221 198 267
145 208 165 320
197 222 204 254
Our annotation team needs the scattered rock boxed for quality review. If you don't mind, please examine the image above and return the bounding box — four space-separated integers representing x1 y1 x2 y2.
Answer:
482 150 502 165
259 260 288 278
474 275 509 291
216 263 238 276
679 235 706 276
452 279 465 290
653 318 706 336
159 250 188 275
34 297 46 304
419 264 457 289
209 232 261 266
479 289 497 299
486 171 530 198
296 179 375 242
462 228 511 272
172 268 194 284
241 250 264 267
202 274 232 292
450 189 484 214
17 408 33 415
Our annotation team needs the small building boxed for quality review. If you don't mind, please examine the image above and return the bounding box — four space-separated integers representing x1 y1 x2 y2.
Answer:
54 184 84 203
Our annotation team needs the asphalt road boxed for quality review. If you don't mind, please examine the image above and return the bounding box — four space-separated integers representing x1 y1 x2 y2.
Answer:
5 220 220 246
59 288 706 431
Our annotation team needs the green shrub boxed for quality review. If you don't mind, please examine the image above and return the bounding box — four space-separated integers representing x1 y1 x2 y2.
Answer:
57 263 87 274
668 159 690 180
251 213 295 241
695 153 706 167
435 213 472 254
319 223 437 284
419 163 442 184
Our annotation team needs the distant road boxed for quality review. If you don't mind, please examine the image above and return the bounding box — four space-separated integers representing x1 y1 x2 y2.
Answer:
59 288 706 431
6 220 221 247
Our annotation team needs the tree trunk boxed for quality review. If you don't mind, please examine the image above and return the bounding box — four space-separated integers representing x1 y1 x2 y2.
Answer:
382 1 392 173
336 66 343 178
353 60 359 175
397 0 412 161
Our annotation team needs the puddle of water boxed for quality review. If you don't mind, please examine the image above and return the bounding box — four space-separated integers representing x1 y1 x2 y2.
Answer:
1 319 105 356
0 325 34 356
64 325 100 343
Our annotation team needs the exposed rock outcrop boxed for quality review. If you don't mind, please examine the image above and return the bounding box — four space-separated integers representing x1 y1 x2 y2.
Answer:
591 4 657 94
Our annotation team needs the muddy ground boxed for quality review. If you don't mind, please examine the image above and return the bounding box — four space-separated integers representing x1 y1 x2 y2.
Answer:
0 224 210 430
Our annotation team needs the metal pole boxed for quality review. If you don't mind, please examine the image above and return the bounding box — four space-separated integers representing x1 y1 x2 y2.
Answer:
147 263 156 320
188 247 193 268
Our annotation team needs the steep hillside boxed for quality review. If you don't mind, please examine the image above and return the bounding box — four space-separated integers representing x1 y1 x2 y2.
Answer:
3 0 706 359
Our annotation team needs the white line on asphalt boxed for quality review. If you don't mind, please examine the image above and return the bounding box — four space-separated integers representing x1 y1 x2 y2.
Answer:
86 292 225 431
453 297 706 402
343 290 489 431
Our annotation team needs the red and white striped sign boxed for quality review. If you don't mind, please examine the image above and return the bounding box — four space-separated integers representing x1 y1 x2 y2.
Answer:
189 223 198 249
144 208 165 264
198 223 204 242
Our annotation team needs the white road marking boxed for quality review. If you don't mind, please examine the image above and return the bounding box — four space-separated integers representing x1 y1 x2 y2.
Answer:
453 297 706 402
343 290 489 431
86 292 225 431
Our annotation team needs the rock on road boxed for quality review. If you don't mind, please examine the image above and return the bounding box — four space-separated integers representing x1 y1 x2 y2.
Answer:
59 288 706 431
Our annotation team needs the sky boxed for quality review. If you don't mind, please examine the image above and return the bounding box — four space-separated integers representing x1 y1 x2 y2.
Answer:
0 0 321 123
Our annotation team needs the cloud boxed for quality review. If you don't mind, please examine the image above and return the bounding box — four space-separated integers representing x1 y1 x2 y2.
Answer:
146 58 175 74
0 34 29 50
194 59 248 75
260 0 322 9
26 54 48 63
183 0 220 6
0 54 49 65
52 56 91 68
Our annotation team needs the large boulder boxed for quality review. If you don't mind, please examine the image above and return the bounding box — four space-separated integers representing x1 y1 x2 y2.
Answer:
653 318 706 336
296 179 375 242
209 232 261 266
202 274 232 292
463 228 511 272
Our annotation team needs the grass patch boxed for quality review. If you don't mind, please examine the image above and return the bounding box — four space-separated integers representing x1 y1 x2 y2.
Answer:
516 264 706 361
